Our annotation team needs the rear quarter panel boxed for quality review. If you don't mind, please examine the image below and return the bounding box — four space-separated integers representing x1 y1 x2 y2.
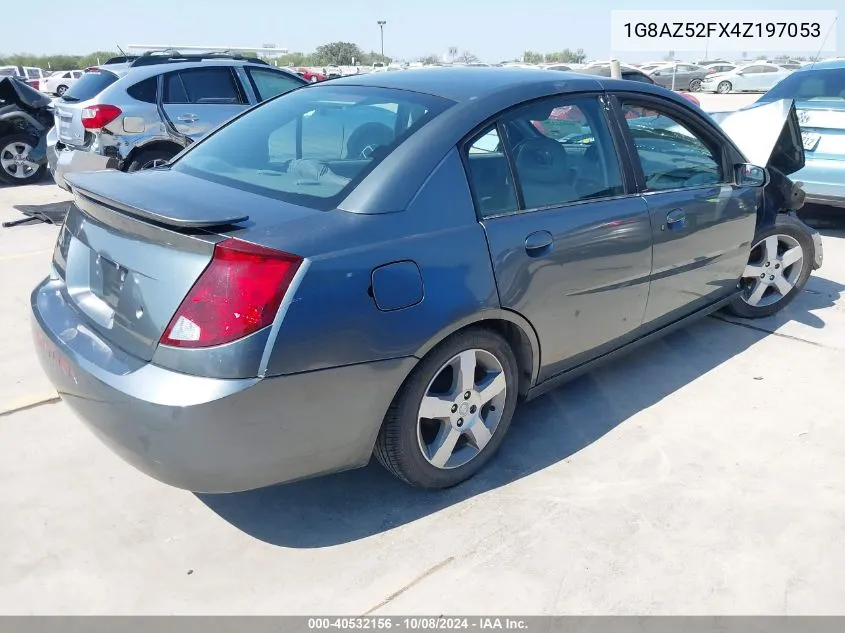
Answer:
264 148 503 376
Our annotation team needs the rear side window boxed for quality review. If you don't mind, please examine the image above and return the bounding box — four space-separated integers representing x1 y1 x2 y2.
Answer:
247 67 304 101
127 77 157 103
62 69 118 102
500 97 625 210
172 85 452 210
163 68 243 104
464 126 518 217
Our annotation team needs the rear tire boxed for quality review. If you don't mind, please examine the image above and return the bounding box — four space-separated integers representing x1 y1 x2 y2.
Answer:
0 134 47 185
717 81 732 94
725 214 814 319
126 148 177 172
374 328 519 489
56 85 68 96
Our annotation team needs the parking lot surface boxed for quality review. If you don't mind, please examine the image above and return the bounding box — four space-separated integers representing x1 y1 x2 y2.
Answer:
2 143 845 613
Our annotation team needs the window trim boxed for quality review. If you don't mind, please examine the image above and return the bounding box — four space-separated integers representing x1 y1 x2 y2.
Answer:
161 66 247 106
458 91 637 220
608 92 735 195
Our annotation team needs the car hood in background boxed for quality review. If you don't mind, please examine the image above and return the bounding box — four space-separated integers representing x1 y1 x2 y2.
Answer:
0 76 52 110
710 98 805 176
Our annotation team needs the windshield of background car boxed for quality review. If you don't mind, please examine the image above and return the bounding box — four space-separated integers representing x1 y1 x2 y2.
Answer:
760 68 845 104
61 69 118 102
172 85 453 209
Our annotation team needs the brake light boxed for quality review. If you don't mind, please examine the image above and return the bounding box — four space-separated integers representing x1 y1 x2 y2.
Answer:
160 238 303 348
81 104 122 129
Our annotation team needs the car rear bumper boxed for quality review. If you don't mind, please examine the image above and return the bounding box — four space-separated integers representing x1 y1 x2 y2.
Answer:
50 146 117 192
31 276 416 493
793 158 845 209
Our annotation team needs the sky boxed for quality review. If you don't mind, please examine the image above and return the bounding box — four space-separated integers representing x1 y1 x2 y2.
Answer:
3 0 844 63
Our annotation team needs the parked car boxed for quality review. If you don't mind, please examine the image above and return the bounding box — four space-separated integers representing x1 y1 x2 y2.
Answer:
0 77 52 185
0 66 47 90
40 70 84 96
647 63 710 91
295 67 326 82
700 63 793 93
579 63 655 84
49 51 306 191
702 63 737 75
31 67 820 493
753 59 845 209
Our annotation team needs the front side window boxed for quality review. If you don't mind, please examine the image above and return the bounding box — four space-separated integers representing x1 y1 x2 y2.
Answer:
172 85 452 209
247 67 303 101
621 100 723 191
502 96 625 210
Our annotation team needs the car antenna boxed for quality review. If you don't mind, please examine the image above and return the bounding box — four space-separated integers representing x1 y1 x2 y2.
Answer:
116 44 128 57
809 16 838 69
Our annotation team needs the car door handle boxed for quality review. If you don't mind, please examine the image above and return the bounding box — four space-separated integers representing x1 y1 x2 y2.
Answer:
665 209 687 230
524 230 554 257
177 114 199 122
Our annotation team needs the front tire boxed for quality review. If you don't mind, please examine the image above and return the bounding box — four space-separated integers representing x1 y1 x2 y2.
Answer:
725 214 814 319
717 80 732 94
374 328 519 489
56 85 68 96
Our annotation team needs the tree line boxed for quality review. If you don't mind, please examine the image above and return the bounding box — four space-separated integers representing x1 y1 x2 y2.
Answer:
0 43 391 71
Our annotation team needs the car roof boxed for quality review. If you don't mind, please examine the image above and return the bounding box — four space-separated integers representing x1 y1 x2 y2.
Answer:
797 59 845 71
322 67 620 102
93 58 284 83
317 66 690 113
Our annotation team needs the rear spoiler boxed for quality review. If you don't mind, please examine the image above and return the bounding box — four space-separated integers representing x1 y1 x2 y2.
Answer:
65 171 249 229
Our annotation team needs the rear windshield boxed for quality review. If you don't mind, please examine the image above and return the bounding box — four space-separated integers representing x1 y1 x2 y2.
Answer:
61 69 118 102
760 68 845 103
172 85 453 209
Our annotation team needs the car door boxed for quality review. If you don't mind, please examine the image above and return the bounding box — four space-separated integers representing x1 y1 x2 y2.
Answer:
614 94 759 328
761 65 791 91
737 65 767 91
467 94 654 381
161 67 248 141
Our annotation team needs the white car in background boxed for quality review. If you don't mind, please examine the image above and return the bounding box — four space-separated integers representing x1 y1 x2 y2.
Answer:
40 70 84 96
700 62 793 93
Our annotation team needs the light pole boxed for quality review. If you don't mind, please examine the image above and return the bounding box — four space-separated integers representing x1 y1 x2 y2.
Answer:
377 20 386 60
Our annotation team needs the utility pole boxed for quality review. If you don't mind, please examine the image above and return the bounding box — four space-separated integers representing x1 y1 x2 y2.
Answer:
377 20 387 60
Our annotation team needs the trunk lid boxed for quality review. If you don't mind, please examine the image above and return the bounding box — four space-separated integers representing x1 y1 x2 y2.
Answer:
56 168 342 361
55 101 87 147
710 98 805 176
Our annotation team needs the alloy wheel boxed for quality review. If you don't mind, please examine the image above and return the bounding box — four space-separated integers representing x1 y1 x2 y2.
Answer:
739 234 804 308
717 81 732 94
690 79 702 92
416 349 508 470
0 141 38 180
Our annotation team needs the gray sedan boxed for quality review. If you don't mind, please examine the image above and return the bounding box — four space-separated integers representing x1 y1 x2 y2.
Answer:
31 68 818 492
648 63 711 91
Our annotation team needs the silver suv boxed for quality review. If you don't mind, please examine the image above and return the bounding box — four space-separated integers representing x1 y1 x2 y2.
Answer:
49 51 306 190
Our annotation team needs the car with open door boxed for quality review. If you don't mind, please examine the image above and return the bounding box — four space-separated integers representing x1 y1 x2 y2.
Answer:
31 67 820 493
49 51 306 191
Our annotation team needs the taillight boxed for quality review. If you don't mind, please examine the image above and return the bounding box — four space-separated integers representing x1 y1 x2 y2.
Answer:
81 104 122 129
160 238 303 349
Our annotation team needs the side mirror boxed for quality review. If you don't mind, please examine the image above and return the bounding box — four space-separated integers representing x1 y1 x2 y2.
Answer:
736 163 769 187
